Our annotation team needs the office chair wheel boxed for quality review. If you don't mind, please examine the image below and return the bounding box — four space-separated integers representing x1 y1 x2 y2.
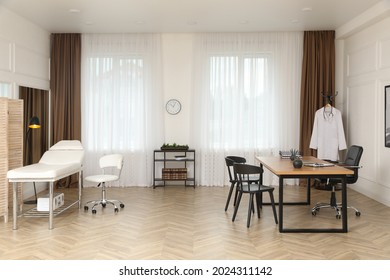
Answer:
120 203 125 208
356 211 361 216
114 208 119 213
84 206 89 211
92 209 97 214
336 214 341 219
311 210 317 216
102 203 106 208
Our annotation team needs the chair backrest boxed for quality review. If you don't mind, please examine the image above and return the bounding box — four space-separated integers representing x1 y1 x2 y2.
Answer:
343 145 363 184
99 154 124 177
225 156 246 182
233 163 263 188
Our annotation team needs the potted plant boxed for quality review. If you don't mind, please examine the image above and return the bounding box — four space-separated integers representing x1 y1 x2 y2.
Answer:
289 149 299 161
160 143 189 150
289 149 303 168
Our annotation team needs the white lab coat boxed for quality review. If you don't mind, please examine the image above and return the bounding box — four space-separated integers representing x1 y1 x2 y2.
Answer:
309 106 347 161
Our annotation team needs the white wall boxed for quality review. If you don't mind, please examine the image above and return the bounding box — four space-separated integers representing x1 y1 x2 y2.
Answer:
336 0 390 206
161 33 193 146
0 7 50 199
0 7 50 93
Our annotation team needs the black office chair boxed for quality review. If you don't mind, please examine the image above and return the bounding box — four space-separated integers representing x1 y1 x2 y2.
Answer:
311 145 363 219
232 163 278 227
224 156 247 211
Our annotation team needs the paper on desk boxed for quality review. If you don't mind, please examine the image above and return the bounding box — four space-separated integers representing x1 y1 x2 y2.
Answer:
303 162 334 167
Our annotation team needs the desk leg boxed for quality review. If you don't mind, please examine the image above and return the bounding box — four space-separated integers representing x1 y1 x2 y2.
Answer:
49 182 53 230
13 182 18 230
279 177 284 232
341 176 348 232
307 177 311 204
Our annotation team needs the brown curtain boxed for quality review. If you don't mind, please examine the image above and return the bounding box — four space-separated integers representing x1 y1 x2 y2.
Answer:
20 87 49 165
50 33 81 187
299 31 336 157
50 33 81 143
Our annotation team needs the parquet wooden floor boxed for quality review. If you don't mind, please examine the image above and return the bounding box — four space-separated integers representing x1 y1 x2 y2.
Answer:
1 184 390 260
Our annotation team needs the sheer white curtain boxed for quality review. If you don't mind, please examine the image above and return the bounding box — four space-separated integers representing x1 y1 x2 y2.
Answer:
191 32 303 186
81 34 164 187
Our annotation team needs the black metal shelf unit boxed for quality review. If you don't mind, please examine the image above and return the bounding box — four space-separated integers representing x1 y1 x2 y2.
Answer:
153 149 195 188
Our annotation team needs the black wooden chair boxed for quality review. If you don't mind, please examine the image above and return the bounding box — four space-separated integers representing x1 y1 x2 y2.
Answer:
224 156 247 211
232 163 278 227
311 145 363 219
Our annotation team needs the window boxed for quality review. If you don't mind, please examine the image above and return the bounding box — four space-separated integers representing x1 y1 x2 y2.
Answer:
0 82 11 98
208 54 274 150
191 32 303 186
81 34 164 186
83 56 146 151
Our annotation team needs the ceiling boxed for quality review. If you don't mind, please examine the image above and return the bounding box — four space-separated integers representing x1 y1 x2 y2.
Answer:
0 0 383 33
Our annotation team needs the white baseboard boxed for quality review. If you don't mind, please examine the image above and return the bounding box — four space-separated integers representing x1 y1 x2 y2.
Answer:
352 177 390 207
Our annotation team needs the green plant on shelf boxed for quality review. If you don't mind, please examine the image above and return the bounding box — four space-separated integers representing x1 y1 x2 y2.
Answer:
161 143 189 150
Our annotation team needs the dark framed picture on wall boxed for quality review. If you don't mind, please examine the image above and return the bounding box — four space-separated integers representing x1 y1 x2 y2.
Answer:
386 85 390 147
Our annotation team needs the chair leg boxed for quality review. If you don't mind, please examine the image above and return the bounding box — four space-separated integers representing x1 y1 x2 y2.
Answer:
258 192 263 209
232 191 243 222
233 188 239 206
105 200 116 206
249 195 255 214
311 185 344 218
269 190 278 224
84 182 125 214
330 188 337 207
224 182 235 211
247 193 254 227
336 204 361 216
255 193 261 218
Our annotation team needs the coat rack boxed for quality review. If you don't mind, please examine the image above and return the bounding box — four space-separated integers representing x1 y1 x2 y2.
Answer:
321 91 338 106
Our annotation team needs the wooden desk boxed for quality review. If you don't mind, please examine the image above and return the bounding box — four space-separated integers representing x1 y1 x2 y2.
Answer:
256 156 354 233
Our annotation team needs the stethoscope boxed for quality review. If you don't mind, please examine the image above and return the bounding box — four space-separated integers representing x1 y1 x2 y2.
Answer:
322 92 337 119
323 104 334 119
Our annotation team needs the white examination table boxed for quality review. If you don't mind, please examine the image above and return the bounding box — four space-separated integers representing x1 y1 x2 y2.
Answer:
7 140 84 230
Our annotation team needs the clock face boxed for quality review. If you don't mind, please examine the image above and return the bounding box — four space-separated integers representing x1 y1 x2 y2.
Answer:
166 99 181 115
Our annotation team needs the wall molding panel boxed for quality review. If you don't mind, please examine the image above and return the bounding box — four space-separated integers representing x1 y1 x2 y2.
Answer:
14 44 49 81
342 14 390 207
0 7 50 91
346 82 377 180
347 42 377 77
379 36 390 70
0 37 12 74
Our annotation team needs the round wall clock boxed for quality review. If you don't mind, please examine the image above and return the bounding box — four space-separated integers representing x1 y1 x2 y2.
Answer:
166 99 181 115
